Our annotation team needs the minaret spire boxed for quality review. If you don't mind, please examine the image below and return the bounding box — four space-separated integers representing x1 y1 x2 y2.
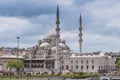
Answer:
79 13 83 54
55 5 61 74
56 5 60 25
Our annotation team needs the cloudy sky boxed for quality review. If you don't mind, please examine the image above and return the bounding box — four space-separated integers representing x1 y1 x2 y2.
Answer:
0 0 120 53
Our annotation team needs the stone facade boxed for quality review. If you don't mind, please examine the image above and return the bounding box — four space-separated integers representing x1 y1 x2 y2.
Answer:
24 29 115 74
61 53 115 73
24 30 72 74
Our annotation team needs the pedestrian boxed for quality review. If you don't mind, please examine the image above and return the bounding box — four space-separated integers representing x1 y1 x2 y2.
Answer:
48 77 50 80
63 77 66 80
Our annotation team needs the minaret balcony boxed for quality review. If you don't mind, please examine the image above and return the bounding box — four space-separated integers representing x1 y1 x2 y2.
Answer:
56 28 60 31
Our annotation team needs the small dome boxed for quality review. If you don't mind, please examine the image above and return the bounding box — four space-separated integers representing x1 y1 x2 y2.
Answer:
99 53 105 57
59 43 66 48
51 47 56 51
44 30 56 39
70 54 76 57
40 42 49 47
63 50 67 53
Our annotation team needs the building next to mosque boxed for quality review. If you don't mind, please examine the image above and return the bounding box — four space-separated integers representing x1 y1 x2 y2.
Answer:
24 6 116 74
0 54 24 72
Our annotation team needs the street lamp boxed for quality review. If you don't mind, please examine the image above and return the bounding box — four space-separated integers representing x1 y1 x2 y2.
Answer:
16 37 20 58
16 37 20 78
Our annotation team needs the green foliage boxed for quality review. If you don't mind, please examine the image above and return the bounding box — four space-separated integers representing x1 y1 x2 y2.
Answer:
115 57 120 67
116 60 120 67
74 72 88 78
0 47 4 50
6 60 16 70
61 72 100 79
51 71 54 75
78 72 86 75
61 73 73 78
6 60 24 71
16 60 24 69
115 57 120 64
89 73 100 77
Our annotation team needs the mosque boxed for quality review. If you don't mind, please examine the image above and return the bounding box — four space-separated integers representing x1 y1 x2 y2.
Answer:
24 6 116 74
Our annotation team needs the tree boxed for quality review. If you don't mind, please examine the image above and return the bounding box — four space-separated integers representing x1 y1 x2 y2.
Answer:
6 60 24 78
6 60 24 72
116 60 120 68
115 57 120 68
6 60 17 78
6 60 16 71
16 60 24 71
115 57 120 64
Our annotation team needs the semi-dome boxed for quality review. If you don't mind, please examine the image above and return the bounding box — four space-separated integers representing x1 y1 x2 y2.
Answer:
44 30 56 39
40 42 49 47
51 47 56 51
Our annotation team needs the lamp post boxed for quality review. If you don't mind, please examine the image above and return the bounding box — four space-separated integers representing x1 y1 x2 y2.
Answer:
16 37 20 78
16 37 20 59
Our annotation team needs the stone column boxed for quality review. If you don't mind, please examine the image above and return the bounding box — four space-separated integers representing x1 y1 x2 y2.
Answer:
44 61 46 71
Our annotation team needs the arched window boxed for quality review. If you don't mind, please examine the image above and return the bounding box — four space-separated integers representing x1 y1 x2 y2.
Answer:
81 65 83 70
86 65 89 69
76 65 78 69
48 65 50 69
62 65 64 70
92 65 94 70
66 65 69 70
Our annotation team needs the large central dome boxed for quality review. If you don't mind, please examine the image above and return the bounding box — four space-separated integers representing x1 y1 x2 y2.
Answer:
44 30 56 39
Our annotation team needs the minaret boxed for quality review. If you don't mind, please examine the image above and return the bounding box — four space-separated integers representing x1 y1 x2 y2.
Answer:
56 5 60 56
55 5 61 74
79 14 83 54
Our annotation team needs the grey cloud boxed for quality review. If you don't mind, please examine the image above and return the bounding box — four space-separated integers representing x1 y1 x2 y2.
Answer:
0 0 56 17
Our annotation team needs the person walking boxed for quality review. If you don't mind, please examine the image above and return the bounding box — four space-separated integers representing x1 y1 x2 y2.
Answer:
48 77 50 80
63 77 66 80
